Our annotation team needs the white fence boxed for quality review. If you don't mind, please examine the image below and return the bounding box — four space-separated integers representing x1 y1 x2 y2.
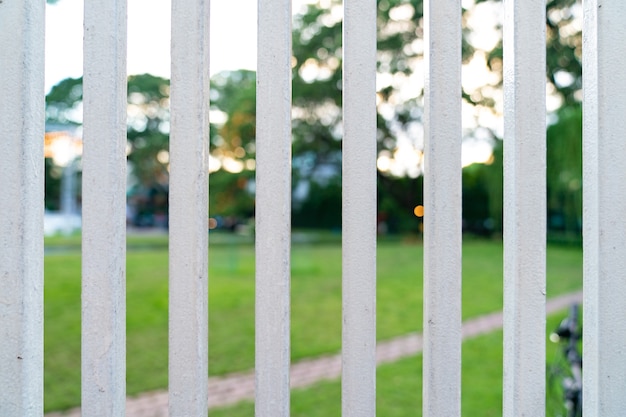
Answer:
1 0 626 416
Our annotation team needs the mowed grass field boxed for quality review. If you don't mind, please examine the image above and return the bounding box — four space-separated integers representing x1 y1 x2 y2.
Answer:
209 313 572 417
43 234 582 412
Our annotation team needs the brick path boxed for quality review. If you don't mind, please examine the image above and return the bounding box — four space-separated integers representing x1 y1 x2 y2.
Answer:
46 290 582 417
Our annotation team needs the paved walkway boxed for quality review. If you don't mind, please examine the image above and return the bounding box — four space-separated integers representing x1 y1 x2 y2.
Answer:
46 291 582 417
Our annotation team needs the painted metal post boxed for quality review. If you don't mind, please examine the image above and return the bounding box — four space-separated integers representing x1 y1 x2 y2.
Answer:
502 0 546 416
342 0 377 415
422 1 462 416
0 0 45 415
81 0 127 415
255 0 292 415
583 2 626 415
169 0 210 415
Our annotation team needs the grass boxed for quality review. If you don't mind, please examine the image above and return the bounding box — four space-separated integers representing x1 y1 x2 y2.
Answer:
207 312 575 417
43 233 582 412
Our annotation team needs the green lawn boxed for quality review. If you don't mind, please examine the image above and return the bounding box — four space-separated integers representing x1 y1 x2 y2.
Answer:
209 312 574 417
43 234 582 412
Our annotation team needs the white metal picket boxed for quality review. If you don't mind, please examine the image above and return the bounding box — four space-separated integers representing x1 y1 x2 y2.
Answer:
168 0 211 415
81 1 128 415
422 0 463 416
342 1 378 416
582 1 626 415
0 1 45 415
502 0 547 416
255 1 293 416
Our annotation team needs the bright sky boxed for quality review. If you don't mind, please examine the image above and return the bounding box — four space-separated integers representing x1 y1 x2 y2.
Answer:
45 0 259 92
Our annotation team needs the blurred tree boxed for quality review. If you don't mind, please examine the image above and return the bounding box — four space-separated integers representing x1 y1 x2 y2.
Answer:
292 177 343 229
547 105 582 236
545 0 582 107
483 140 503 234
208 170 255 220
45 74 172 188
287 0 582 233
44 158 63 211
126 74 171 187
44 0 584 232
45 77 84 211
209 70 257 174
45 72 259 225
206 0 583 233
46 74 172 226
377 174 424 233
210 70 256 155
45 77 83 126
46 74 169 185
463 163 494 237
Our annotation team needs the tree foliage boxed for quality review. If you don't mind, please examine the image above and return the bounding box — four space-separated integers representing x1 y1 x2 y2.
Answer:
287 0 582 233
126 74 171 186
290 0 581 162
45 77 83 126
46 74 172 187
547 105 582 235
45 72 259 222
44 0 584 233
210 70 257 169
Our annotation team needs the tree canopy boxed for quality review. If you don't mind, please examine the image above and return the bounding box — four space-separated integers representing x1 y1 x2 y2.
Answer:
44 0 584 234
290 0 581 170
288 0 582 234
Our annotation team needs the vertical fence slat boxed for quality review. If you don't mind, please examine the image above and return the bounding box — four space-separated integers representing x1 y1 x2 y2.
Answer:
502 0 546 416
422 1 462 416
169 0 210 415
583 2 626 415
0 0 45 415
342 0 377 415
81 0 127 415
255 0 292 415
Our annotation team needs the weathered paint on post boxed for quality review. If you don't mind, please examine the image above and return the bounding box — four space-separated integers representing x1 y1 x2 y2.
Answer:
422 1 462 416
502 0 546 416
81 0 127 415
342 0 377 415
0 0 45 415
168 0 210 415
583 2 626 415
255 0 292 415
